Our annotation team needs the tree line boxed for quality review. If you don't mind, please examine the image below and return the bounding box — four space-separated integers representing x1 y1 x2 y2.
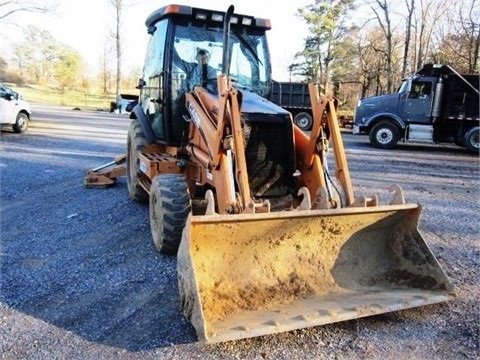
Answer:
0 0 136 97
292 0 479 108
1 0 478 110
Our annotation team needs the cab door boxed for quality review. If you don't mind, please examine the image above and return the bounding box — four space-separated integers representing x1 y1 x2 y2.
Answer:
404 80 434 123
0 84 14 124
140 19 168 141
0 99 20 126
0 97 8 124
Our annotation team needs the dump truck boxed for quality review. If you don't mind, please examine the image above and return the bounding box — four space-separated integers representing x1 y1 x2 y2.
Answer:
269 81 354 131
100 4 455 343
269 81 313 131
353 64 480 153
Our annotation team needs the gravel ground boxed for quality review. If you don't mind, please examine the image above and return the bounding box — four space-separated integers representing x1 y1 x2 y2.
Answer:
0 103 478 359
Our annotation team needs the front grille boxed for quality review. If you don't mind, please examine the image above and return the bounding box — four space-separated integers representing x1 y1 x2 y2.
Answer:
243 116 294 197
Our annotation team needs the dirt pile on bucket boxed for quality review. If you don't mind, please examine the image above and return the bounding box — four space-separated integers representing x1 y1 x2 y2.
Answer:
178 207 455 343
185 214 378 323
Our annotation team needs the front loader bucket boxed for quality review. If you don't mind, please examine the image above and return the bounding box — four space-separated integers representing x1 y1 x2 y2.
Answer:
177 203 455 343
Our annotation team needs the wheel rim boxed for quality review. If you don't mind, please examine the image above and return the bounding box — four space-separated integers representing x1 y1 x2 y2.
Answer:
376 128 393 144
468 130 479 149
18 116 27 131
294 113 312 130
296 116 309 128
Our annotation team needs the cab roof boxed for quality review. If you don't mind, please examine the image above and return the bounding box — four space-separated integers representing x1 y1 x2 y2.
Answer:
145 4 271 31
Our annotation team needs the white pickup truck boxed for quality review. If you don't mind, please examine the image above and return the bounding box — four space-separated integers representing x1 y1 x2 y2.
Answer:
0 83 31 133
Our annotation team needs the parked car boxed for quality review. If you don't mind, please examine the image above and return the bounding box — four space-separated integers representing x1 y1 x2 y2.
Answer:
0 83 31 133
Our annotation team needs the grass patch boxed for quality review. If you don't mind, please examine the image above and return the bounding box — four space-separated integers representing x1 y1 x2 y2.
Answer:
8 84 122 111
8 83 355 116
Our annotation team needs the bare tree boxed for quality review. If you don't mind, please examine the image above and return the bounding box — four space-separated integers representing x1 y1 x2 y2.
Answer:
470 3 480 71
0 0 57 22
430 0 479 73
292 0 478 110
455 0 479 72
108 0 123 100
401 0 415 77
370 0 394 92
99 37 115 95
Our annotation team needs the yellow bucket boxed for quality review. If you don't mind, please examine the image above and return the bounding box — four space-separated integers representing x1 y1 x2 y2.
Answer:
177 203 455 343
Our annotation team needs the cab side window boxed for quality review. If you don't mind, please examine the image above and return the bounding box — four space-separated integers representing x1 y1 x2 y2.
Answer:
142 19 168 140
410 81 432 98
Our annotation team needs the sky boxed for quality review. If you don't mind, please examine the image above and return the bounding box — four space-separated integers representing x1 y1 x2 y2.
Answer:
1 0 311 81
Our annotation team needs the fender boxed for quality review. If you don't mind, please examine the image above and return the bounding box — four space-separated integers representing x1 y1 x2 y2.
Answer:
130 103 155 144
365 112 406 131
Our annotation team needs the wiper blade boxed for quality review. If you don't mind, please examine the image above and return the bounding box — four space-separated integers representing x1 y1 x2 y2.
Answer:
232 29 262 65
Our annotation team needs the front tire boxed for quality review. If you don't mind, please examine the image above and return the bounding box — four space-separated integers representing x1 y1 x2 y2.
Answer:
149 174 191 255
13 112 28 133
294 112 313 131
369 121 400 149
464 127 479 154
126 119 149 203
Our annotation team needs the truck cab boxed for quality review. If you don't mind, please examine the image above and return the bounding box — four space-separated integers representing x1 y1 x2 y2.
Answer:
353 75 437 146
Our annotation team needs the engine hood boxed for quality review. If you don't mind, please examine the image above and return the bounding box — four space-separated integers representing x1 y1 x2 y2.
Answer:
358 93 400 110
237 88 290 117
355 93 401 123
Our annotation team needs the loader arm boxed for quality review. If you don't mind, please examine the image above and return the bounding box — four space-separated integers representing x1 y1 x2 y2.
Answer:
311 84 355 207
183 4 263 215
185 75 257 214
294 83 354 208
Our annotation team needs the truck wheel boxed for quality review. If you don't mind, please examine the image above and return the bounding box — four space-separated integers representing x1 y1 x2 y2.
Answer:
294 112 313 131
150 174 191 255
369 121 400 149
126 119 149 203
464 127 479 154
13 113 28 133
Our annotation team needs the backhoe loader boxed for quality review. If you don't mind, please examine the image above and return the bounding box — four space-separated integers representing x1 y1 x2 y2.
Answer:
102 4 455 343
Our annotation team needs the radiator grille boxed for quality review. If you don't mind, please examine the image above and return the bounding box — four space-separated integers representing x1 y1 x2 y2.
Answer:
243 118 294 197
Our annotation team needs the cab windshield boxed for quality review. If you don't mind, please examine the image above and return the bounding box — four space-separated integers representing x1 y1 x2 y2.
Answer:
172 23 271 97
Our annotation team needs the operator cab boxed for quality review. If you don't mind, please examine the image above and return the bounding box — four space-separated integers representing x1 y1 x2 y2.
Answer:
137 4 273 145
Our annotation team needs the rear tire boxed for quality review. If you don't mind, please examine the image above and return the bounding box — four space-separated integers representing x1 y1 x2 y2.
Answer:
464 127 479 154
126 119 149 203
294 112 313 131
150 174 191 255
13 113 28 133
369 121 400 149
